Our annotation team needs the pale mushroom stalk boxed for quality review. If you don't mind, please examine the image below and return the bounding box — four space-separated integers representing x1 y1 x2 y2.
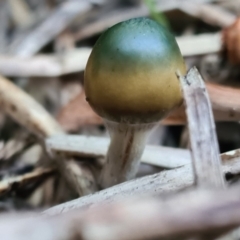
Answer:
84 17 186 188
101 121 156 188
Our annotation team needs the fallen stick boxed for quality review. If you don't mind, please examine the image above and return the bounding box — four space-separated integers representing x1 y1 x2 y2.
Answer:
0 48 91 77
176 33 222 56
46 129 240 171
3 186 240 240
46 135 191 169
44 147 240 215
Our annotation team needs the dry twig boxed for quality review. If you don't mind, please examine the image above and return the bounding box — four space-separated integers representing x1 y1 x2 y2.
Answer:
74 1 227 42
8 1 92 56
0 167 55 197
46 135 191 169
8 0 33 29
180 2 236 27
0 75 63 137
176 33 222 56
0 48 91 77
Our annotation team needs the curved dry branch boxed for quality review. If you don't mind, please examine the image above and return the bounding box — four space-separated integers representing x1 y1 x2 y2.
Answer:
2 186 240 240
44 148 240 216
0 75 63 138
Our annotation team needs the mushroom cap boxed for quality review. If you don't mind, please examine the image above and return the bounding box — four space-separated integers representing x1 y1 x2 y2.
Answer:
84 17 186 124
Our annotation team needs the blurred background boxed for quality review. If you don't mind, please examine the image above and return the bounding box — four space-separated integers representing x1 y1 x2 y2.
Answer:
0 0 240 212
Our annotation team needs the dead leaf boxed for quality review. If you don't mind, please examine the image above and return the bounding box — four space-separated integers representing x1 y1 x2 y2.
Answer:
57 91 102 132
223 18 240 65
57 82 240 132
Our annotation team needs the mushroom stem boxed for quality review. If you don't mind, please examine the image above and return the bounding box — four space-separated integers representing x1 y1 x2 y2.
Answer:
99 120 157 188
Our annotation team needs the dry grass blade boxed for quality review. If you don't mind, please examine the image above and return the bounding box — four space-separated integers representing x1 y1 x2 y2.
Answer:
0 141 26 161
8 1 92 56
74 6 148 42
180 3 236 27
179 67 225 188
8 0 33 29
74 0 199 42
0 0 9 54
176 32 222 56
0 167 55 197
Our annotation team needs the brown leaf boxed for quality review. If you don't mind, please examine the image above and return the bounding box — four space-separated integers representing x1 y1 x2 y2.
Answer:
57 82 240 132
57 91 102 132
165 82 240 124
222 18 240 65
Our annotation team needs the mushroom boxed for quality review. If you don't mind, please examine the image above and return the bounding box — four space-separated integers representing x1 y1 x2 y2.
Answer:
84 17 186 188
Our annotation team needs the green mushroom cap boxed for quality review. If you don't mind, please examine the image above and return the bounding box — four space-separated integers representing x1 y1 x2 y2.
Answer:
84 17 186 124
